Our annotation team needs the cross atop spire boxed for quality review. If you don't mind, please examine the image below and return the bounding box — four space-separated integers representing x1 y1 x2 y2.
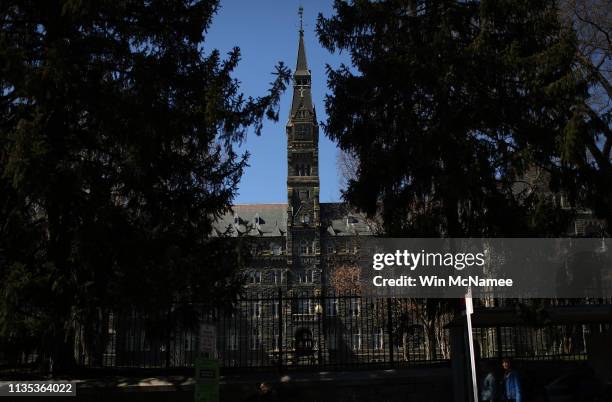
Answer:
295 6 309 75
298 6 304 34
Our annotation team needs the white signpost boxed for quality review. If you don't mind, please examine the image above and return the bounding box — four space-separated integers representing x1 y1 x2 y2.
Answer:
465 288 479 402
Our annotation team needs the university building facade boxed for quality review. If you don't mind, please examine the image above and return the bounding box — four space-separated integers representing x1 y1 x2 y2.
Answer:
109 25 605 371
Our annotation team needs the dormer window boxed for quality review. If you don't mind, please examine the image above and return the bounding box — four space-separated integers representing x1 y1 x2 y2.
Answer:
272 244 282 256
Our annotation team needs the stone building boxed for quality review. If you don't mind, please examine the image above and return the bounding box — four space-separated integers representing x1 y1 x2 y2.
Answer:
111 18 606 370
213 24 374 298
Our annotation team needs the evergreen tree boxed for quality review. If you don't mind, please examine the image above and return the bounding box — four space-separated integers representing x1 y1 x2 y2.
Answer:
317 0 583 236
559 0 611 231
0 0 290 370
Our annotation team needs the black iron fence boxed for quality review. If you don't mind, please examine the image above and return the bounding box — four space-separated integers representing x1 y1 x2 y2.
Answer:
2 293 611 372
473 323 612 361
82 293 453 370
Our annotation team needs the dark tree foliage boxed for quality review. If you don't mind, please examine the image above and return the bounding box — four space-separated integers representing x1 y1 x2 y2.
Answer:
559 0 612 232
0 0 290 369
317 0 585 236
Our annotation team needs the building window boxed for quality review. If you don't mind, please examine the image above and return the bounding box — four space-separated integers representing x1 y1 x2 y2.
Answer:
351 331 362 351
372 328 384 350
295 124 311 140
326 243 335 254
251 301 262 318
184 336 195 351
249 271 261 284
296 299 312 315
271 269 287 284
272 301 280 318
308 269 314 283
228 332 239 351
272 327 280 351
327 331 338 350
299 269 314 284
250 327 261 350
295 164 311 176
299 190 310 200
272 269 286 284
302 214 310 224
299 240 311 255
272 243 282 256
325 298 338 316
349 299 360 317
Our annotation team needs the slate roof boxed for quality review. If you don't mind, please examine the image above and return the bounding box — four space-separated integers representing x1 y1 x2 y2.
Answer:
213 203 375 237
214 204 287 237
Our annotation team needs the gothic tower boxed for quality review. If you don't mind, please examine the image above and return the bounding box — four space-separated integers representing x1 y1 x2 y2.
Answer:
286 13 320 282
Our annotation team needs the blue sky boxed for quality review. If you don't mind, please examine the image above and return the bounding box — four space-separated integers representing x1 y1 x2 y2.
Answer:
206 0 347 204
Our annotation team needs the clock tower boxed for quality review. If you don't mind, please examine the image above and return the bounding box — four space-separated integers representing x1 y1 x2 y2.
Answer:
286 9 320 278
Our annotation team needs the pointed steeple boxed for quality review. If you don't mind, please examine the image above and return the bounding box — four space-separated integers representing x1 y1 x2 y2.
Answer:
296 5 309 74
289 7 314 119
296 33 309 75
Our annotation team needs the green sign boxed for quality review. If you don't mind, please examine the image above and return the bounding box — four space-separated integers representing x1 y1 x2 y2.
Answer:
194 357 219 402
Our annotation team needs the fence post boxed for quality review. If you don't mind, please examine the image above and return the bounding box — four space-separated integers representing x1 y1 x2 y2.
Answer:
386 298 394 366
278 288 283 372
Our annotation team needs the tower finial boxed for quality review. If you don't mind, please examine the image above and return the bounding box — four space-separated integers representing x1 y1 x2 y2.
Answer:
298 6 304 34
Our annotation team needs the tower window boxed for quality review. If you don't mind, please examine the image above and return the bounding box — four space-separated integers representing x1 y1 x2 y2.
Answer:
299 240 311 255
295 124 311 140
295 164 311 176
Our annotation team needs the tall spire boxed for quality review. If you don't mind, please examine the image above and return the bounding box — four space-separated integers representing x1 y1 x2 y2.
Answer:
295 6 309 74
289 6 313 119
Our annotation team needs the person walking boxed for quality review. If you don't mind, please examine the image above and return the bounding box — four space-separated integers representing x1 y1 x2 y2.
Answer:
501 358 522 402
480 361 497 402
